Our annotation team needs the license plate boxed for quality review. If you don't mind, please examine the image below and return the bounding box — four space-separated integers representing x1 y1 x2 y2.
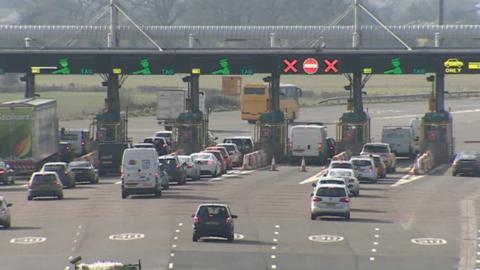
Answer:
325 202 337 206
205 221 219 225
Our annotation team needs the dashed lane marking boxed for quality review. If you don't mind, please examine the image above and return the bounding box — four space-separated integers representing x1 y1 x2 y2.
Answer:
114 181 121 185
299 169 327 185
234 233 245 240
391 174 424 187
10 237 47 245
109 233 145 241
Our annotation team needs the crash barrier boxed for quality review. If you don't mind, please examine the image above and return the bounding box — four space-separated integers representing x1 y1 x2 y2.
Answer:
242 150 268 170
76 151 99 168
331 151 351 161
409 151 435 175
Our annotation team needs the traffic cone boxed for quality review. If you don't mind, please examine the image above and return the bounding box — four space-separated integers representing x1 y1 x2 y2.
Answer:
270 156 277 171
300 157 307 172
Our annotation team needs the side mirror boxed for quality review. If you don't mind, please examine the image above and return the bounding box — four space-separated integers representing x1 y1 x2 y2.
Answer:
310 192 314 197
6 203 12 207
214 137 218 140
231 214 238 219
191 214 195 218
311 183 316 187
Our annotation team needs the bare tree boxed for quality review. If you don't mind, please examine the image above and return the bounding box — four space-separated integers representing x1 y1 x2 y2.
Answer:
133 0 186 25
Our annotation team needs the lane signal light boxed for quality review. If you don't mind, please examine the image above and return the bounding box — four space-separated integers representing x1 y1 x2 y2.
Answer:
283 59 298 73
324 59 339 73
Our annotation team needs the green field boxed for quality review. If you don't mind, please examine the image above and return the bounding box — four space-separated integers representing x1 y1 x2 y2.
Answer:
1 74 479 120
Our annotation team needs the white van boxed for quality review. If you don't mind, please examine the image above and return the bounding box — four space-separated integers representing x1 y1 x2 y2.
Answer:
121 148 161 199
289 125 328 164
381 126 414 157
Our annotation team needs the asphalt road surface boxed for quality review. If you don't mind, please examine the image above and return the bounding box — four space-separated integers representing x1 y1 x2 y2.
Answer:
1 99 480 269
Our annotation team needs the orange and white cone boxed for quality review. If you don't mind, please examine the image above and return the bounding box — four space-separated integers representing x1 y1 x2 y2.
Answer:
300 157 307 172
270 156 277 171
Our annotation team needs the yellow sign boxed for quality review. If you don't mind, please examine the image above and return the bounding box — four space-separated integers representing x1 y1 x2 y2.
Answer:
31 67 41 74
363 67 372 74
192 68 201 74
222 76 242 96
113 68 122 74
468 62 480 70
444 58 463 74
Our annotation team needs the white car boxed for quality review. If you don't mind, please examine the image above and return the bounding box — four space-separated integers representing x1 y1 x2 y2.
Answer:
312 177 346 188
217 143 242 167
360 143 396 173
0 196 12 228
350 157 377 183
191 152 222 177
178 155 201 181
328 160 354 170
327 169 360 197
154 130 173 145
310 184 350 220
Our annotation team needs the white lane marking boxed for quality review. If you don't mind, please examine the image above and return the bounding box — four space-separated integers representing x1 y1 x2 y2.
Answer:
299 169 327 185
109 233 145 241
178 223 183 226
172 244 177 248
234 233 245 240
65 267 70 270
271 246 277 250
223 174 238 178
73 240 78 244
391 174 424 187
10 237 47 245
115 181 122 185
308 235 344 243
411 238 447 246
170 253 175 257
78 225 82 229
168 262 174 269
174 236 178 240
375 228 380 231
370 257 375 261
274 231 279 235
372 249 377 253
271 255 276 259
275 225 280 229
239 170 254 175
76 232 80 236
273 238 278 242
21 184 28 187
374 234 380 238
175 229 180 233
459 197 478 270
208 177 222 182
271 265 277 269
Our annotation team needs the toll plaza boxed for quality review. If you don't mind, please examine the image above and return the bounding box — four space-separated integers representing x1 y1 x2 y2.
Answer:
2 48 478 161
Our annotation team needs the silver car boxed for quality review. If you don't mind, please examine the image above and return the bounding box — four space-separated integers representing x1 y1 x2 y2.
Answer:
310 184 350 220
327 169 360 197
0 196 12 228
178 155 201 181
191 152 222 177
217 143 242 167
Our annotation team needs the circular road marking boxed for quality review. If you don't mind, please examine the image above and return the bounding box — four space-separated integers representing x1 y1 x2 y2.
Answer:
411 238 447 246
10 236 47 245
308 235 344 243
109 233 145 241
234 233 245 240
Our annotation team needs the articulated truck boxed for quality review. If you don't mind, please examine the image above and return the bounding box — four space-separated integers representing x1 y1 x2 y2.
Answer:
0 98 59 175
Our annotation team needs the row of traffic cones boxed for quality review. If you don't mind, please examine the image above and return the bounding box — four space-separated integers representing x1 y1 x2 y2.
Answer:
269 156 307 172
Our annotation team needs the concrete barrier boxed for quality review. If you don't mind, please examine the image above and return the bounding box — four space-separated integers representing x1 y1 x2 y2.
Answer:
75 151 99 168
332 151 350 161
409 151 435 175
241 150 269 170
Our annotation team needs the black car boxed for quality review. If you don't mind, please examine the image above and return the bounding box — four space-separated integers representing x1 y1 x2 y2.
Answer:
0 161 15 185
68 161 99 184
192 203 237 242
452 152 480 176
158 155 187 185
326 137 336 159
144 137 170 156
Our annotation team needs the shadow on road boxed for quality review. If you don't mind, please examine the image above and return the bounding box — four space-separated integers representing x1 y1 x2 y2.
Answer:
200 238 272 246
350 208 387 213
4 226 42 231
0 187 27 192
317 217 392 223
357 194 387 199
162 194 219 201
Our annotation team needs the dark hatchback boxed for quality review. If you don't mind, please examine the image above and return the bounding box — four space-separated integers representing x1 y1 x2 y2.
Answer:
192 203 237 242
452 153 480 176
69 161 99 184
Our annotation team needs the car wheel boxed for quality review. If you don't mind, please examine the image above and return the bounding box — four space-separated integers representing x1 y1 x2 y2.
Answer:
9 177 14 185
121 190 128 199
345 212 351 221
452 171 457 176
163 183 169 190
58 194 63 200
4 220 10 229
310 213 316 220
27 195 33 201
192 233 199 242
356 190 360 197
227 233 234 242
154 188 161 197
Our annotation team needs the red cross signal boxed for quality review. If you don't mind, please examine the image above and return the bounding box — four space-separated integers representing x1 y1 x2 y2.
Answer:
324 59 339 73
283 59 298 73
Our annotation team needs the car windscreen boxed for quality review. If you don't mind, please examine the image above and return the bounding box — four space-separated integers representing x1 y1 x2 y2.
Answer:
197 206 228 218
209 152 223 160
69 161 90 168
351 160 372 167
178 157 190 163
191 154 213 160
363 145 388 153
316 187 347 197
156 132 172 138
219 145 236 152
329 170 352 177
331 163 352 169
159 158 177 166
44 165 65 172
154 138 166 145
319 180 345 185
33 174 57 183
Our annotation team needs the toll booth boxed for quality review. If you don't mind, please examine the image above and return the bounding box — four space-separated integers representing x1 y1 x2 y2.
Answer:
336 111 370 155
173 111 208 154
254 110 288 160
420 112 453 163
90 112 128 143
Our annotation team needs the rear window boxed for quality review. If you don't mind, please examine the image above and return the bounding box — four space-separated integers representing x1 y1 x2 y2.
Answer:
197 206 229 218
209 152 223 160
320 180 345 185
159 158 177 166
316 187 347 197
178 156 190 163
352 160 372 167
154 138 166 145
191 154 214 160
144 138 154 143
224 138 253 148
330 163 352 169
44 165 65 172
329 170 353 177
219 145 236 152
33 174 57 183
155 132 172 138
363 145 388 153
69 161 90 168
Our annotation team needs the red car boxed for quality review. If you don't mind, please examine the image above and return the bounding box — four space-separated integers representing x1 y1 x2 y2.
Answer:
206 146 232 170
205 150 227 174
